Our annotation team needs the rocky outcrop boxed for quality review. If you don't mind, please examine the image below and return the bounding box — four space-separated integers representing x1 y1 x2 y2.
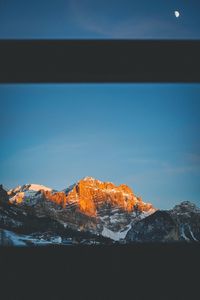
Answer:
42 176 154 217
126 210 179 242
0 185 9 207
126 201 200 242
170 201 200 241
37 177 155 239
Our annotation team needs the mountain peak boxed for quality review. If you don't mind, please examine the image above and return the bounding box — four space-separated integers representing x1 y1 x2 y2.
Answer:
173 201 200 213
81 176 104 185
7 178 155 219
8 183 53 205
8 183 52 195
24 184 52 192
63 177 154 216
82 176 97 181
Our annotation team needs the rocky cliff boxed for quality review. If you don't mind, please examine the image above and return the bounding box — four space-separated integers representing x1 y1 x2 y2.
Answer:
126 201 200 242
41 176 154 216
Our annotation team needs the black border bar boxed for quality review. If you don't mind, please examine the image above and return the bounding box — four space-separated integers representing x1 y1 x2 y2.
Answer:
0 40 200 83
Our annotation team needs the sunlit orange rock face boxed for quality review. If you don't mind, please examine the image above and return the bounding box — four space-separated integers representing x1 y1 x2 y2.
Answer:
43 177 154 217
9 192 24 204
42 191 67 208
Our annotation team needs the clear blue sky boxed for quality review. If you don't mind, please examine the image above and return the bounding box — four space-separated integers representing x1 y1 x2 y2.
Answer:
0 0 200 39
0 84 200 209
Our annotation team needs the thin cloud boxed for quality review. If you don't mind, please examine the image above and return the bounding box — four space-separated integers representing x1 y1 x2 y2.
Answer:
68 0 196 38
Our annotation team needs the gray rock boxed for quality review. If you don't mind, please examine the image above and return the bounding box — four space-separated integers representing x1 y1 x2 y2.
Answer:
126 201 200 242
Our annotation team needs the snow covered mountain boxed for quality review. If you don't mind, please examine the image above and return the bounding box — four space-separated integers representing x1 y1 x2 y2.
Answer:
0 178 155 244
0 179 199 246
8 183 53 204
8 184 52 194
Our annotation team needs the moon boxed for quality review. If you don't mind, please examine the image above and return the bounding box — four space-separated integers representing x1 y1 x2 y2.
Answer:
174 11 180 18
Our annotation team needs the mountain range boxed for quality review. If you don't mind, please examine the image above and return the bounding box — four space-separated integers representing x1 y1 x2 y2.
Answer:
0 177 199 246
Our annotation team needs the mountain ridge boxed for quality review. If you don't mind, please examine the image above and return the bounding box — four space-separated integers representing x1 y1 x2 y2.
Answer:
8 176 155 217
0 178 199 245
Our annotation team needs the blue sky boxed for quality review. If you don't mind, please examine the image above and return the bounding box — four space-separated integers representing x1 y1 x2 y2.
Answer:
0 83 200 209
0 0 200 38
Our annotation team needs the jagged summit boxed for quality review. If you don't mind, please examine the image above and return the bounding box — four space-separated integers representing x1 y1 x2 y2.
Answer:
172 201 200 213
8 183 52 195
8 184 53 205
8 177 155 217
82 176 97 182
64 176 154 216
81 176 114 185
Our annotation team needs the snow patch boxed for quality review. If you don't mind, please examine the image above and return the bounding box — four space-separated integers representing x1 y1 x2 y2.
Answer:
189 226 198 242
82 176 98 182
9 189 42 206
99 215 109 221
102 224 132 241
180 226 190 241
27 184 52 192
2 230 62 246
3 230 27 246
138 210 154 220
110 214 119 224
